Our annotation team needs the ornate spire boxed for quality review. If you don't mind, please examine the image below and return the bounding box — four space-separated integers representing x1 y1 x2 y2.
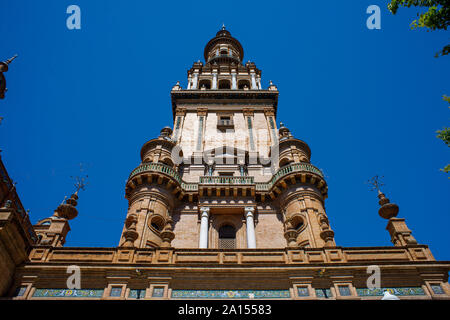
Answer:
368 176 417 246
0 55 18 99
53 192 79 220
367 175 398 219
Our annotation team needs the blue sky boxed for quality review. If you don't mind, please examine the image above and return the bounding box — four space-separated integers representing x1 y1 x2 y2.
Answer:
1 1 449 259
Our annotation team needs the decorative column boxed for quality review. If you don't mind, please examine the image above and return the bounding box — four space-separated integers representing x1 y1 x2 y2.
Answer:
199 207 210 248
187 75 192 89
250 72 257 89
191 72 199 89
121 214 139 247
212 72 218 89
245 207 256 248
231 71 237 89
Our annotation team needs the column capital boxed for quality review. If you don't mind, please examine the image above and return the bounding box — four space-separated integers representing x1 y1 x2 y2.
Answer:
200 207 210 217
244 207 255 218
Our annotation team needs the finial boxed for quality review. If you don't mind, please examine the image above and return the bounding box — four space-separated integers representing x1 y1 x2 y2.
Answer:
222 23 226 30
70 163 89 194
367 175 384 194
5 55 18 65
367 175 399 219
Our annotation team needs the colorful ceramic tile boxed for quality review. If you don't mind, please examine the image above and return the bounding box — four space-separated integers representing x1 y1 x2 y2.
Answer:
356 287 425 296
315 288 332 298
128 289 146 299
152 287 165 297
297 287 309 297
430 284 445 295
32 289 104 298
171 290 290 299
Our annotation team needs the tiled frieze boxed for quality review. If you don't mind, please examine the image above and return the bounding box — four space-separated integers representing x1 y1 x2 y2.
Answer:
171 289 290 299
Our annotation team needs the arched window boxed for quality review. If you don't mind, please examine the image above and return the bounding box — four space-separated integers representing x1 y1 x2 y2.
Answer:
218 79 231 89
219 225 236 249
238 80 250 89
199 79 211 89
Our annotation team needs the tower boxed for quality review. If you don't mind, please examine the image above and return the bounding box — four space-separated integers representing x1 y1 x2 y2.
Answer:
120 27 334 250
5 27 450 301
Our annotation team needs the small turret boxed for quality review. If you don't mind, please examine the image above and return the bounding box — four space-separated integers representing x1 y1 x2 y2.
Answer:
369 176 418 246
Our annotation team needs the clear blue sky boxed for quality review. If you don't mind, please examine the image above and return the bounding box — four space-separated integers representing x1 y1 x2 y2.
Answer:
1 1 449 259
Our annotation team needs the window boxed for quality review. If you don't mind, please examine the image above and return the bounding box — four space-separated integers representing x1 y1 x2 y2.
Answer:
218 79 231 89
219 225 236 249
149 216 164 232
238 80 250 89
219 172 234 177
199 79 211 89
217 114 234 128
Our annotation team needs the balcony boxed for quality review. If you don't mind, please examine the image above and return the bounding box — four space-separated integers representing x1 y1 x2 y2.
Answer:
199 176 254 185
129 162 182 184
127 162 325 198
217 119 234 129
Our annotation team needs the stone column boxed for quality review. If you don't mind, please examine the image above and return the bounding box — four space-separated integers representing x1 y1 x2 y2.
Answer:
199 207 210 248
191 72 199 89
250 72 257 89
245 207 256 248
187 75 192 89
231 72 237 89
212 72 217 89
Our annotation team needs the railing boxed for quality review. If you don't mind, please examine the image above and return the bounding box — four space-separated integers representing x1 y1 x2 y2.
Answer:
128 163 182 184
128 162 323 193
181 182 198 191
257 163 323 191
217 119 234 127
199 176 254 185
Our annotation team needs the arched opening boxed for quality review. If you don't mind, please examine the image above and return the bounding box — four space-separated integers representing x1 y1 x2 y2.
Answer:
291 215 305 232
160 158 174 168
219 46 229 55
238 80 250 89
218 79 231 90
279 157 293 168
219 224 236 249
199 79 211 89
149 215 165 232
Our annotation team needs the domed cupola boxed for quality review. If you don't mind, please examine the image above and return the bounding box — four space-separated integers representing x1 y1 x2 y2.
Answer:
203 25 244 65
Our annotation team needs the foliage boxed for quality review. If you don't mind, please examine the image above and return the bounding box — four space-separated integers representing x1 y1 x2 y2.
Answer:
436 95 450 173
388 0 450 57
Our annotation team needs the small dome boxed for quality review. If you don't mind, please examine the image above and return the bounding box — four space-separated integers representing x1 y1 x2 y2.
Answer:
203 27 244 63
